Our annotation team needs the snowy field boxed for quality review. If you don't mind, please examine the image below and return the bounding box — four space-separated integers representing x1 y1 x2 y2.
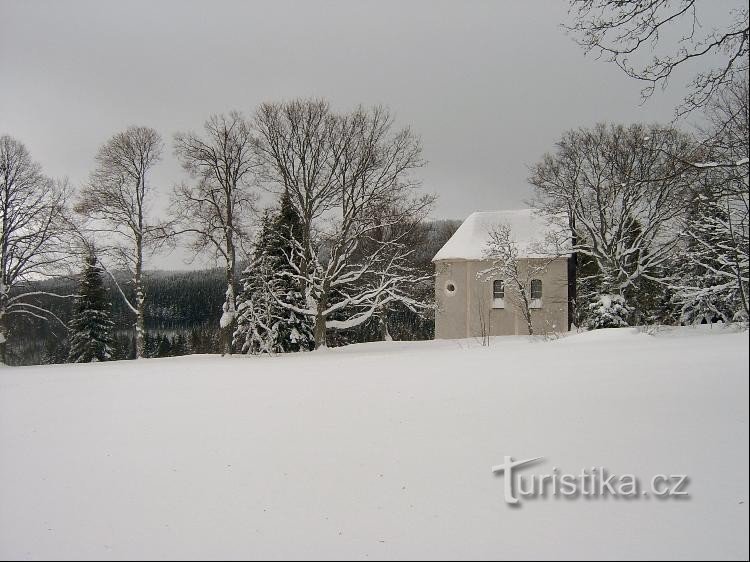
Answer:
1 326 748 561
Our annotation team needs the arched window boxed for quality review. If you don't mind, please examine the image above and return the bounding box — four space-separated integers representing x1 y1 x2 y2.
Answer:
530 279 543 300
493 280 505 299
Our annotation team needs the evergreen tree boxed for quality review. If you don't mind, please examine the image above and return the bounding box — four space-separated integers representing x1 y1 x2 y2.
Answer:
234 193 314 354
42 336 70 365
156 333 172 357
110 333 131 361
172 333 188 356
268 192 315 351
234 229 280 354
621 217 678 325
580 214 672 328
673 188 743 323
571 233 602 328
189 328 202 354
585 294 632 329
67 255 115 363
144 332 157 358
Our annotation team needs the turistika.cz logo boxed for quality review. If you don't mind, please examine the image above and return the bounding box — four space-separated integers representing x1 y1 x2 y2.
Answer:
491 456 689 505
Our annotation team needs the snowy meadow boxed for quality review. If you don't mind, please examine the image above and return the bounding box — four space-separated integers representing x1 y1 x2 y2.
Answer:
1 326 747 560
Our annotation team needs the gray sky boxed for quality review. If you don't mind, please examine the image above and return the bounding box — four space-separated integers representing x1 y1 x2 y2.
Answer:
0 0 732 268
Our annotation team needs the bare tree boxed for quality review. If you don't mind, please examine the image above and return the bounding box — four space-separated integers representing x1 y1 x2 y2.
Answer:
697 74 750 173
480 224 561 336
566 0 749 116
0 136 73 363
172 112 257 355
474 287 491 346
359 200 435 341
529 123 696 306
76 126 164 359
253 99 429 348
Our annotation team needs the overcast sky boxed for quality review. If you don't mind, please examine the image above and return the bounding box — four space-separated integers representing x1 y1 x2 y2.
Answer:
0 0 734 268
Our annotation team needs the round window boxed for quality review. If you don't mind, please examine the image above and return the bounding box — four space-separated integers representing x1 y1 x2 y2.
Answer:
445 281 456 295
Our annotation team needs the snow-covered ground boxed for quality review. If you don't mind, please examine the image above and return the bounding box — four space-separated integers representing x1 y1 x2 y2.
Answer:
1 326 748 560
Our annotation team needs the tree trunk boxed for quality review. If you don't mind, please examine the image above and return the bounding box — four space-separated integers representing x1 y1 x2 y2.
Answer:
222 228 236 356
0 298 7 364
568 215 577 330
1 213 7 364
311 277 329 349
379 310 392 341
519 289 534 336
313 314 326 348
221 281 235 356
313 300 327 349
134 235 145 359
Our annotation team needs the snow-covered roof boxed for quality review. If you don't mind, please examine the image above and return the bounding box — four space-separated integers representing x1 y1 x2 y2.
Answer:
432 209 559 262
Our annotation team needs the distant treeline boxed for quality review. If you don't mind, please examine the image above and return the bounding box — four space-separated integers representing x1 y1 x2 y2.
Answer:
6 219 461 366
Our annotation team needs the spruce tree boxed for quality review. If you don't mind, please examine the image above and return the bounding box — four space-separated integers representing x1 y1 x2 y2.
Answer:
156 333 172 357
673 188 739 323
172 333 188 356
68 254 115 363
234 212 282 354
268 192 315 352
234 193 314 354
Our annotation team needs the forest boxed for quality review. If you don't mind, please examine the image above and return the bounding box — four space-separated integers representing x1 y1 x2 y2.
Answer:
3 220 461 365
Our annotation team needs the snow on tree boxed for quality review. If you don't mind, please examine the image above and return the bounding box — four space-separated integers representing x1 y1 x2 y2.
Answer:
673 77 749 323
172 112 257 355
1 135 74 364
234 194 314 354
75 126 165 359
564 5 748 325
354 202 435 341
529 123 697 319
253 99 433 348
673 192 742 323
586 294 632 329
233 239 283 355
480 223 565 336
566 0 749 117
268 193 316 352
68 253 115 363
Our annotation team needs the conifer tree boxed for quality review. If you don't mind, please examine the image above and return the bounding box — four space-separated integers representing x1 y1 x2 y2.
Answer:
144 332 157 358
172 333 188 356
268 192 315 351
68 254 115 363
156 333 172 357
673 187 742 323
234 193 314 354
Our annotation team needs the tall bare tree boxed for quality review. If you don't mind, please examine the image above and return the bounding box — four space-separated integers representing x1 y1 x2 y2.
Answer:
172 112 257 355
358 200 435 341
76 126 164 359
566 0 749 116
253 99 429 348
0 135 73 363
530 123 696 308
